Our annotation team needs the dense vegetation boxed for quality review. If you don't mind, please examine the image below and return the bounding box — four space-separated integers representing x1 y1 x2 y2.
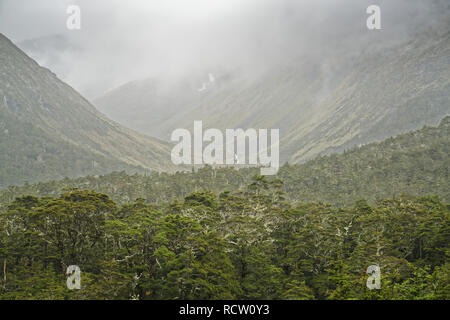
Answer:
0 119 447 301
2 116 448 208
0 178 448 300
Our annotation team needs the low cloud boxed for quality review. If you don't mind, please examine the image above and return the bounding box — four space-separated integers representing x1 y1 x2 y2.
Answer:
0 0 447 98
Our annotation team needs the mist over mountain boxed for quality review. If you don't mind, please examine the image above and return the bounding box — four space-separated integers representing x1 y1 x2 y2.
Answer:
16 34 80 86
0 0 448 172
93 2 450 163
2 0 448 99
0 33 175 187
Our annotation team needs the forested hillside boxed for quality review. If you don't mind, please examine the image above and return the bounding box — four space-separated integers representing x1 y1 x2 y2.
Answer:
0 185 448 299
1 116 448 207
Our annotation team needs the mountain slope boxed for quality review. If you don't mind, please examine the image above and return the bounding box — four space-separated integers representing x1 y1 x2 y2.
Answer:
2 116 448 206
93 74 213 140
94 29 450 164
284 31 450 163
0 33 175 187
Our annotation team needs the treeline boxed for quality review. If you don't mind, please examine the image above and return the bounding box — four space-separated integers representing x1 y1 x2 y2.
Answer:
1 116 448 207
0 176 448 300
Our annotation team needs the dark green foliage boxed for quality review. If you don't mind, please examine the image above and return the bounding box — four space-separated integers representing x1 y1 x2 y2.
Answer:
0 118 448 300
0 183 448 300
1 116 448 207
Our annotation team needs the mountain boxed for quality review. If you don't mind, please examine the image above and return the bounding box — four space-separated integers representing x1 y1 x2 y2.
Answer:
16 34 77 83
94 28 450 164
0 33 176 187
2 116 448 207
93 73 217 140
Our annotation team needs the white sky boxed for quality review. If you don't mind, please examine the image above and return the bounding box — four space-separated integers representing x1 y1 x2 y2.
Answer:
0 0 443 98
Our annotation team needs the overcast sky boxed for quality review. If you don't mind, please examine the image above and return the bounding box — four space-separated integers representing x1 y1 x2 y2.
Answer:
0 0 446 98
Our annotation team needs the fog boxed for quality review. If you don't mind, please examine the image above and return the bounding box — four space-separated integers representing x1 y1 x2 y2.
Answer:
0 0 447 98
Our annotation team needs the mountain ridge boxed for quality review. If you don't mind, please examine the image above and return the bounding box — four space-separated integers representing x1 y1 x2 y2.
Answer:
94 28 450 164
0 33 176 187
